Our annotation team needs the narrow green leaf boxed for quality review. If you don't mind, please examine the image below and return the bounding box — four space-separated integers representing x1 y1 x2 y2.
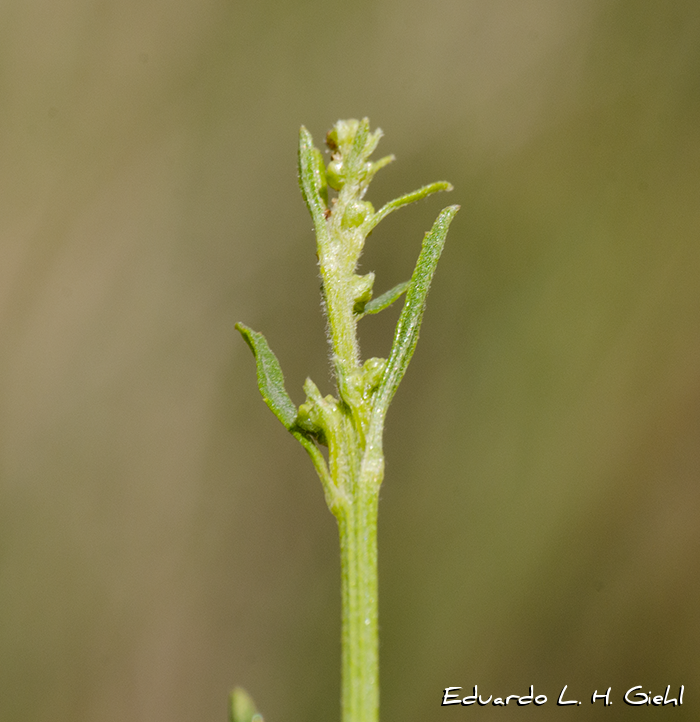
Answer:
346 117 370 175
367 153 395 181
237 322 336 504
358 281 409 316
292 428 343 513
236 322 297 430
298 126 329 244
230 688 264 722
372 205 459 423
364 181 453 234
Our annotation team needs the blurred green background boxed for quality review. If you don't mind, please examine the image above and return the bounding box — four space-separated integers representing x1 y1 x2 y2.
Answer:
1 1 698 720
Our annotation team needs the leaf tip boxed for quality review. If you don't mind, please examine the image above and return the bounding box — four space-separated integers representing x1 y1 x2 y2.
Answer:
236 322 257 350
298 125 314 149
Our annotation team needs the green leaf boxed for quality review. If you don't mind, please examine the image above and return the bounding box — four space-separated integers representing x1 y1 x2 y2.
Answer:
372 205 459 421
364 181 453 234
237 322 337 508
346 117 370 176
358 281 409 316
230 687 264 722
298 126 330 245
236 322 297 430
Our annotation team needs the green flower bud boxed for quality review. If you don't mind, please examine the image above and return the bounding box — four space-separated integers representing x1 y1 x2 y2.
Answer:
295 378 344 448
351 272 375 314
327 119 361 154
296 402 328 446
342 200 374 229
362 357 386 391
326 159 344 191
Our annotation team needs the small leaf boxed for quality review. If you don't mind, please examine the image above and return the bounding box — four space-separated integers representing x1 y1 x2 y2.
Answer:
230 687 264 722
237 322 337 509
236 322 297 429
298 126 330 244
366 153 395 182
359 281 409 316
371 205 459 422
346 117 370 174
364 181 453 234
310 147 329 206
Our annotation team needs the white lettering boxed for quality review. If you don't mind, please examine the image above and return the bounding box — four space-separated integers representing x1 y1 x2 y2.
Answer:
441 687 461 705
592 687 612 706
662 685 677 706
461 686 478 706
518 686 534 706
557 685 578 706
624 686 646 706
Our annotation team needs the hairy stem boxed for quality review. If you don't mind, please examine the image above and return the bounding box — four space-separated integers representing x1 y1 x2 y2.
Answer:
339 485 379 722
235 118 456 722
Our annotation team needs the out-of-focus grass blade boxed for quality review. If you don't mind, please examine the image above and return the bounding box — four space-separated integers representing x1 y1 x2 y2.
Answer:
236 322 297 430
372 205 459 424
230 687 264 722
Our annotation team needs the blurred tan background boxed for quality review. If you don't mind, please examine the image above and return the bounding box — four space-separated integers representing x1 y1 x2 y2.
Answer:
1 1 699 720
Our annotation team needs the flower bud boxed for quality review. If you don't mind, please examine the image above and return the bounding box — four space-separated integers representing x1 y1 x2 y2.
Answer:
342 201 374 229
362 357 386 391
351 273 375 314
326 159 344 191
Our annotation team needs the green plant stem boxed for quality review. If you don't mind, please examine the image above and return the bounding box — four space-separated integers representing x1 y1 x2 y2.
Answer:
235 119 457 722
301 120 455 722
339 486 380 722
323 386 382 722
